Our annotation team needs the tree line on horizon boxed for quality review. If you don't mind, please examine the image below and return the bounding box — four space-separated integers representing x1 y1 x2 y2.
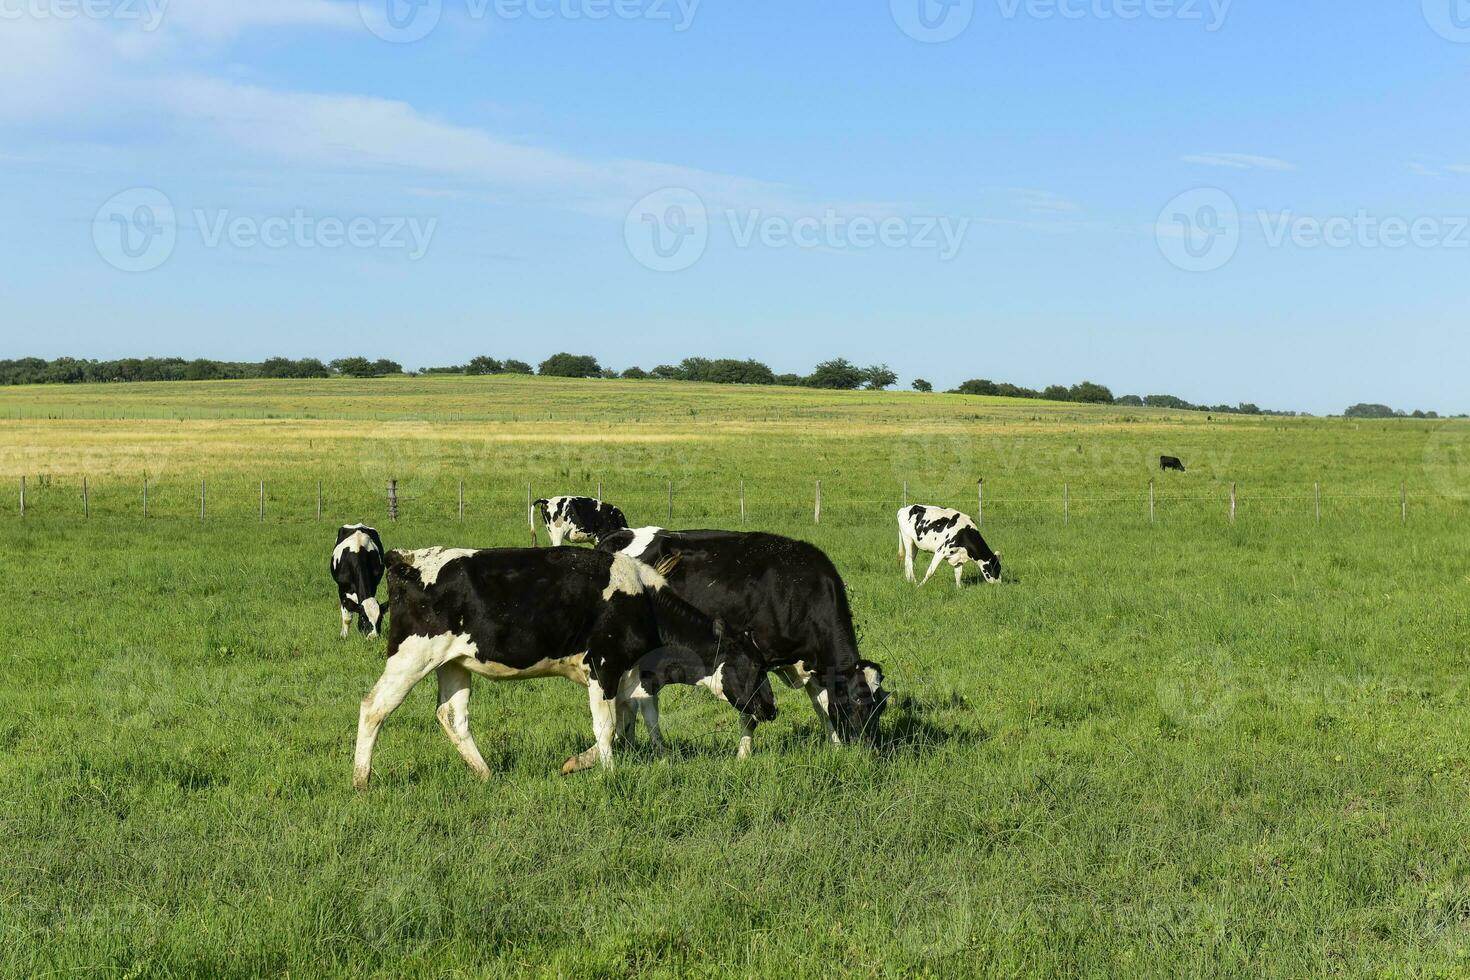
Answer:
0 354 1455 418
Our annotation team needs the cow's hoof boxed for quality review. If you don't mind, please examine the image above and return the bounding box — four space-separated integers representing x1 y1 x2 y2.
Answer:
561 749 597 775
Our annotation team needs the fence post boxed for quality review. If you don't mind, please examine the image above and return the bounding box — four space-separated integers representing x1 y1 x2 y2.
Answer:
740 480 746 526
458 480 464 523
143 476 149 518
1230 482 1237 524
815 480 822 525
259 481 265 522
1149 480 1155 526
1063 483 1069 526
83 478 89 519
1315 482 1321 525
977 478 984 526
667 480 673 524
387 480 398 523
200 480 206 520
19 476 25 517
597 480 602 507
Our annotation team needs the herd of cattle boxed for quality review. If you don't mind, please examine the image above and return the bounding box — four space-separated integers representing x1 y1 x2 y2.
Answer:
331 461 1182 787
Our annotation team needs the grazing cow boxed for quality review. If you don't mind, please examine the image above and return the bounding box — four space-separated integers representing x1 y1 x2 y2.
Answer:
598 528 887 750
534 495 629 547
897 505 1002 589
1160 455 1187 473
352 546 775 789
332 524 385 638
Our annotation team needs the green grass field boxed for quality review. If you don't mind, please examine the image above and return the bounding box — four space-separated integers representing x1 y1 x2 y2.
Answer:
3 376 1470 977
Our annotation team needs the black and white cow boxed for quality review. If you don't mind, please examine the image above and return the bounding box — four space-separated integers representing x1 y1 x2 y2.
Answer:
352 546 775 789
598 528 887 750
1160 455 1187 473
897 505 1001 589
332 524 385 637
534 496 630 547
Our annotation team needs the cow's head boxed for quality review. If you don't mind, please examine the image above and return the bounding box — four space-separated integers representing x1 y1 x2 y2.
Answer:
824 660 888 743
715 623 778 722
954 527 1002 584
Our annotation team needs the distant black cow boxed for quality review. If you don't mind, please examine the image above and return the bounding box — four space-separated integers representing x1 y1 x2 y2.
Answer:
352 546 775 789
599 528 887 750
534 495 630 546
1160 456 1187 473
332 524 385 638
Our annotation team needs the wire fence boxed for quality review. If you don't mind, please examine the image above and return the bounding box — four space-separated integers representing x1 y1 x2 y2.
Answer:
8 473 1462 532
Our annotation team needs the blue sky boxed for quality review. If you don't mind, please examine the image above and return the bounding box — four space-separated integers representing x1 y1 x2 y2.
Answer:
2 0 1468 413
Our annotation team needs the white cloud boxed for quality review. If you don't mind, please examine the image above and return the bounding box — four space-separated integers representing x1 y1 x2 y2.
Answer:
1182 153 1295 172
1409 163 1442 178
1446 164 1470 175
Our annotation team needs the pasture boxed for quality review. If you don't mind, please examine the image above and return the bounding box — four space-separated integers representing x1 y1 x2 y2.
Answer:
2 376 1470 977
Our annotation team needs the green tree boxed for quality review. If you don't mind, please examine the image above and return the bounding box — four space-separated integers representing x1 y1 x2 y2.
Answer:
331 357 375 377
911 378 933 393
538 353 602 378
863 364 898 390
805 358 865 390
621 366 649 379
466 356 502 375
1069 381 1114 404
502 359 533 375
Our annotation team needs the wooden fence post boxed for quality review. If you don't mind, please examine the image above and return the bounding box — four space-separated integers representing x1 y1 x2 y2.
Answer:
1230 482 1237 524
815 480 822 525
1315 482 1321 525
667 480 673 524
1063 483 1069 526
458 480 464 523
977 479 984 527
1149 480 1155 525
528 484 537 546
19 476 25 517
740 480 746 526
83 478 89 519
387 480 398 523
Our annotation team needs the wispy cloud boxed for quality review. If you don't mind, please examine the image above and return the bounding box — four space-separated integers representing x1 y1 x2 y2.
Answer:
1446 164 1470 175
1002 188 1081 214
1182 152 1295 172
1409 162 1442 178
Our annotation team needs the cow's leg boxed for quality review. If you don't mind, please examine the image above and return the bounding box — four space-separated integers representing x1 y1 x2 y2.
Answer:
737 713 758 759
637 693 666 754
902 536 917 583
435 662 491 783
353 640 445 790
340 604 352 639
918 550 945 587
615 699 637 747
954 562 965 589
588 679 617 771
803 677 842 745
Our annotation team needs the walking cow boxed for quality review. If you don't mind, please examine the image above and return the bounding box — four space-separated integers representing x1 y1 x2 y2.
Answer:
897 505 1002 589
352 546 775 789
